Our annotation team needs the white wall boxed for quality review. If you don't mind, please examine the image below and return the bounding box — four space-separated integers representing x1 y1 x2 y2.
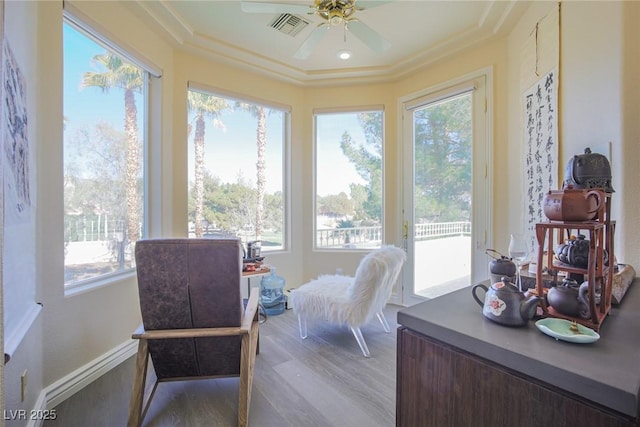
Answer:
3 1 44 421
561 1 639 265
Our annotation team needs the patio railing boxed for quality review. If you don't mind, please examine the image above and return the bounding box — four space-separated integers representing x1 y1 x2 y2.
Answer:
414 221 471 241
316 221 471 248
316 226 382 248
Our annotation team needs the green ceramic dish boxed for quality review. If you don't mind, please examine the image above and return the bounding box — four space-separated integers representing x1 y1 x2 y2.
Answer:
535 318 600 344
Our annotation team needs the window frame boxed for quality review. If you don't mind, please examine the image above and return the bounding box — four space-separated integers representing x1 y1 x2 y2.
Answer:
62 11 157 296
186 82 291 254
312 106 385 252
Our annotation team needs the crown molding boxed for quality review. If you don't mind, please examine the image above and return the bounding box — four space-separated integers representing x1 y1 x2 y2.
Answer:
125 0 527 87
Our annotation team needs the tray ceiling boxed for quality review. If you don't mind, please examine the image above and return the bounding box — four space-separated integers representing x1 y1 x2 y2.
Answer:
126 0 529 85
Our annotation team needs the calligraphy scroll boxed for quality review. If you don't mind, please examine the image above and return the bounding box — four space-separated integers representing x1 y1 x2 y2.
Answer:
523 70 558 255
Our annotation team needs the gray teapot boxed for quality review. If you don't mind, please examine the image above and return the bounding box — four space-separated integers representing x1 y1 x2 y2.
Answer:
546 278 591 319
472 277 540 326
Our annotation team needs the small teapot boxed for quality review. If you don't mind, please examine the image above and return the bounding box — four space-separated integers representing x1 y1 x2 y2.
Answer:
543 186 604 222
563 147 614 193
486 249 516 284
546 278 591 319
472 278 540 326
555 234 609 268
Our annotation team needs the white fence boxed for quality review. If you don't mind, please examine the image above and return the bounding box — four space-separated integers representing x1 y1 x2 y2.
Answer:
414 221 471 240
316 221 471 248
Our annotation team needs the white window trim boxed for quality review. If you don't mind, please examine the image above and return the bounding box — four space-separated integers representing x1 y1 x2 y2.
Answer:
63 4 162 77
62 14 155 295
394 67 493 306
186 84 291 254
312 107 386 252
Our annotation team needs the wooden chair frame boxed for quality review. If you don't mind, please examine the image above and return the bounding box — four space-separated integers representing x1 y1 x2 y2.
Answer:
127 287 260 427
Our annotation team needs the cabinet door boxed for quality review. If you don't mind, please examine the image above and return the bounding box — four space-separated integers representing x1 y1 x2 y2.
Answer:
396 328 636 427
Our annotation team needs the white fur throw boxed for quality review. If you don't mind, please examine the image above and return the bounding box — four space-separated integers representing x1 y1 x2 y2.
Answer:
291 246 406 327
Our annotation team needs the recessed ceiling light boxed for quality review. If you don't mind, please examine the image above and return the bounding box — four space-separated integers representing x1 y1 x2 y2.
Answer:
337 50 352 60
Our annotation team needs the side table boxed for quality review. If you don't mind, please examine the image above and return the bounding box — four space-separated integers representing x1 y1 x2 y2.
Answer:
242 267 270 300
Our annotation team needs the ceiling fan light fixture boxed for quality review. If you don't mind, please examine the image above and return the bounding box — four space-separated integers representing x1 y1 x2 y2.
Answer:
315 0 357 26
337 50 352 60
244 0 391 59
329 11 344 25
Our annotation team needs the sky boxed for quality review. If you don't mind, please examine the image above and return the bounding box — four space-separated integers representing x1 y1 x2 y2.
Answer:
187 107 285 194
315 113 369 196
187 108 370 196
63 22 372 198
63 24 139 139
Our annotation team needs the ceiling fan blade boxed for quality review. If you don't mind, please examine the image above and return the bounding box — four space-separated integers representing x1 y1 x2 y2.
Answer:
241 1 313 15
294 24 329 59
347 20 391 53
356 0 394 10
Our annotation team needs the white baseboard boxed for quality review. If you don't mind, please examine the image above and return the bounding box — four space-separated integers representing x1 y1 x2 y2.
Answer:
26 391 48 427
42 339 138 410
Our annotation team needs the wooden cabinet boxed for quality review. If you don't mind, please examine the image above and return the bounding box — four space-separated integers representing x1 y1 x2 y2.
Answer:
396 327 638 427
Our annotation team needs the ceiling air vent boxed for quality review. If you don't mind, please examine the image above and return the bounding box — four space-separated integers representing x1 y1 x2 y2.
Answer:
269 13 309 37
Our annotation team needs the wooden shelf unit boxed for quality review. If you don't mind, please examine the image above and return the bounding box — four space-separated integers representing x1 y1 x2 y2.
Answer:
534 193 615 331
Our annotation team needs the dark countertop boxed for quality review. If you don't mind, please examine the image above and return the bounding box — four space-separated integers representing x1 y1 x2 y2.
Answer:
397 279 640 418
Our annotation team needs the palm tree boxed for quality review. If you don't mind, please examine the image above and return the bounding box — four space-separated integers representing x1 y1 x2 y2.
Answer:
81 53 143 244
237 103 268 240
187 91 229 237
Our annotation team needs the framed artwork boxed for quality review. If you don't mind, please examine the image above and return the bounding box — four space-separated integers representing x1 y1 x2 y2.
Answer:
1 0 6 370
3 31 30 225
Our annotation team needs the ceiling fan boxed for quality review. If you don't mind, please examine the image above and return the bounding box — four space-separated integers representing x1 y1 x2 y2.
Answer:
241 0 392 59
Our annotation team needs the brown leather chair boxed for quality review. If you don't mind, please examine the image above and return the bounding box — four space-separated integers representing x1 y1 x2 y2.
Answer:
128 238 259 427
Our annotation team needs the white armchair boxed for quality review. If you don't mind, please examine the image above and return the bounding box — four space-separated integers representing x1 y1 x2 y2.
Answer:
291 245 406 357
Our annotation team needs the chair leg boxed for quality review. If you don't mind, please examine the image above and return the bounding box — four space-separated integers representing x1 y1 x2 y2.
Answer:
376 311 391 333
239 319 259 427
298 314 308 339
127 339 150 427
350 326 371 358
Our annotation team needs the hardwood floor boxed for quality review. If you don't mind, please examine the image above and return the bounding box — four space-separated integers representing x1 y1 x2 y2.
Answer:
45 305 401 427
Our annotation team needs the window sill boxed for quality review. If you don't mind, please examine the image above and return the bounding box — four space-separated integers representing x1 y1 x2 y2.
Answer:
64 268 136 298
4 303 43 364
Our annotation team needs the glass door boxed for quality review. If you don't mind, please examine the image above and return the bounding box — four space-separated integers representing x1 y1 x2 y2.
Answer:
401 75 490 305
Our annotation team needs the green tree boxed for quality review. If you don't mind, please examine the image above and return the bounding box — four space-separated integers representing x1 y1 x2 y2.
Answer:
188 170 256 234
187 91 229 237
349 183 370 222
317 192 354 217
65 122 135 265
339 112 383 222
236 102 269 240
263 191 284 233
414 96 472 222
81 52 143 243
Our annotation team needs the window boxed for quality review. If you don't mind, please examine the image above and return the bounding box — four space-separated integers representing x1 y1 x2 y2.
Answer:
187 86 288 252
314 109 384 250
63 18 151 287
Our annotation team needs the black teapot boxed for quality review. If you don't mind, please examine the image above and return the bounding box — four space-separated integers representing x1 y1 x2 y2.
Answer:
555 234 608 268
486 249 516 284
546 278 591 319
563 147 614 193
